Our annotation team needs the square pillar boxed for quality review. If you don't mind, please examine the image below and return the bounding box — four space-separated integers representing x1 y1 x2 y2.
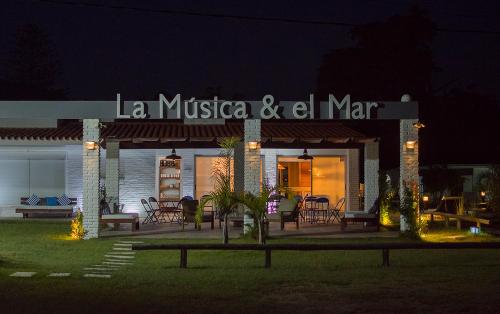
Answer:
243 119 261 232
346 149 360 211
82 119 100 239
105 141 120 211
364 142 379 211
399 118 419 231
234 142 245 194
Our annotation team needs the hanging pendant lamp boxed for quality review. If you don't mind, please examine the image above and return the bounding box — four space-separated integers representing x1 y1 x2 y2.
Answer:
166 148 181 160
297 148 313 160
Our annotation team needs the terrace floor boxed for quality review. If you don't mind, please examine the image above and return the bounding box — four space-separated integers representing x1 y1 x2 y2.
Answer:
100 219 399 239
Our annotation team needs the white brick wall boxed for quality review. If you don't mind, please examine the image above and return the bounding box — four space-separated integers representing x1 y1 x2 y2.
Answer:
364 142 379 211
399 118 419 231
105 141 120 207
82 119 100 239
119 149 156 217
243 119 261 230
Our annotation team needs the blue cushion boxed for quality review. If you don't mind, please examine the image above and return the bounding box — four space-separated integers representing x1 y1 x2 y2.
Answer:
26 194 40 206
46 197 58 206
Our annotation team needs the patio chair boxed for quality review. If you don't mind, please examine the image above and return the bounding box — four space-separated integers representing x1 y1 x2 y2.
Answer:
181 199 199 231
198 195 215 230
303 195 318 223
279 198 300 230
340 197 380 232
312 197 329 223
327 197 345 223
149 196 178 223
141 199 159 224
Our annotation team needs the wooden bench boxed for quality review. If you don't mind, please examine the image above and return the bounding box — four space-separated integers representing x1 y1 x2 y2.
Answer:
429 211 490 230
16 197 77 218
132 242 500 268
101 214 140 231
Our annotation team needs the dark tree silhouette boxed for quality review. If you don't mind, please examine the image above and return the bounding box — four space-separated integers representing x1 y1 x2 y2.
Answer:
316 7 435 101
0 24 65 100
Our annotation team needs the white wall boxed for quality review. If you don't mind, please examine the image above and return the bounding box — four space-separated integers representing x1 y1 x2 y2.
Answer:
0 147 68 217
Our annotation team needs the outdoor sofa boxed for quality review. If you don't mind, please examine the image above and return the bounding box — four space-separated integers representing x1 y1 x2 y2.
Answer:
340 198 380 231
16 196 76 218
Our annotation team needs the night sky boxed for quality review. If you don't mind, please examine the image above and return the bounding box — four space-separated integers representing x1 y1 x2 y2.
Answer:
1 0 500 101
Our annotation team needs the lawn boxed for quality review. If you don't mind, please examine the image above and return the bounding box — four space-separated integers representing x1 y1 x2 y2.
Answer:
1 219 500 313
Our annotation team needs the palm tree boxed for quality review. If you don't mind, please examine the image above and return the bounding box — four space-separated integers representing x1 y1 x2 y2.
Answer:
197 137 239 244
237 183 274 244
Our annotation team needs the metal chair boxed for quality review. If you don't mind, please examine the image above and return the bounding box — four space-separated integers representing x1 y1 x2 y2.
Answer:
313 197 329 223
303 196 317 223
141 198 159 224
327 197 345 223
148 197 170 223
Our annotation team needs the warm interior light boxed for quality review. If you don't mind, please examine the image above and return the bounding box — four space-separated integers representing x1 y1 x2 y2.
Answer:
480 191 486 197
405 140 416 150
248 141 258 150
422 195 429 202
85 141 97 150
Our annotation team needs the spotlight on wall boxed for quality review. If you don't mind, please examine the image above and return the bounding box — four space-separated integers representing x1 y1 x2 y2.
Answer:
85 141 97 150
422 195 429 202
405 140 416 151
248 141 259 150
413 121 426 129
480 191 486 197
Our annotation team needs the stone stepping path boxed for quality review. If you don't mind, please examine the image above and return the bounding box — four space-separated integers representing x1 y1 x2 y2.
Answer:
84 274 111 279
81 240 143 278
48 273 71 277
105 254 135 259
10 272 37 278
113 247 132 251
9 241 144 280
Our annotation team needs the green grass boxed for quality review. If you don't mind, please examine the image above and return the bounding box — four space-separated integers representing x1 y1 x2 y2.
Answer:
1 220 500 313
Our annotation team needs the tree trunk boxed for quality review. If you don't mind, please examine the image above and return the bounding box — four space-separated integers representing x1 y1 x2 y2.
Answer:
223 213 229 244
258 219 262 244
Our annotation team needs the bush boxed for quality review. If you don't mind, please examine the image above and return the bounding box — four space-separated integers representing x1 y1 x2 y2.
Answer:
70 209 86 240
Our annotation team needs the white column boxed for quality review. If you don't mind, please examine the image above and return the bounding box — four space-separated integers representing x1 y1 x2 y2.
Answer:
233 142 245 194
263 149 277 187
243 119 261 232
346 149 360 212
82 119 100 239
399 96 420 232
105 141 120 211
364 142 379 211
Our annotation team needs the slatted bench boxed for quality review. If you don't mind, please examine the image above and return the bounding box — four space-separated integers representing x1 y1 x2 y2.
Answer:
101 214 140 231
429 211 490 230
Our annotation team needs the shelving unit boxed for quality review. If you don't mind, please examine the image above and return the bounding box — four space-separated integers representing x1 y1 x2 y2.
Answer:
159 159 181 201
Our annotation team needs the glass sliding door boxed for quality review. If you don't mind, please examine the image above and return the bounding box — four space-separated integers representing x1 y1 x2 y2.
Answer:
312 156 345 205
195 156 234 200
277 157 312 197
277 155 346 205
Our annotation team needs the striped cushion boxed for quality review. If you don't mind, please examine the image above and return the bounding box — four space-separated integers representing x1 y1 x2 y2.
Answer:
57 194 72 206
27 194 40 206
